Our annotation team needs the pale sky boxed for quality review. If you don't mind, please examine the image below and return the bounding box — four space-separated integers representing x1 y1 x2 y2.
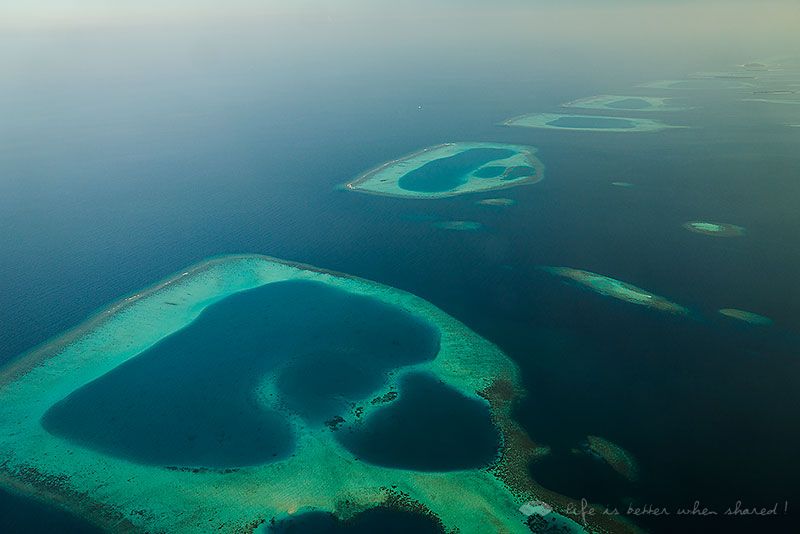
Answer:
2 0 799 62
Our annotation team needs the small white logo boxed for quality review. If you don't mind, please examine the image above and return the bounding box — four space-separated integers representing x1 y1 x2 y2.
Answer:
519 500 553 517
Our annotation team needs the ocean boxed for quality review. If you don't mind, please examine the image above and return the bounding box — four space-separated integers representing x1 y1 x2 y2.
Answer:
1 4 799 532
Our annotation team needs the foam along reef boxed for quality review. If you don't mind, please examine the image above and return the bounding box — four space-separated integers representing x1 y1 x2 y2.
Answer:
683 221 746 237
343 142 544 199
562 95 687 112
541 266 690 315
611 181 635 188
586 436 640 483
719 308 773 326
0 255 641 534
503 113 679 133
432 220 483 231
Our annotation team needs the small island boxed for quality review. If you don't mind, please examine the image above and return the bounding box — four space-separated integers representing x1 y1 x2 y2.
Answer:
752 89 798 95
503 113 678 133
563 95 687 112
683 221 746 237
719 308 773 326
344 142 544 199
586 436 640 483
541 266 690 315
476 197 516 207
741 62 769 71
432 220 483 231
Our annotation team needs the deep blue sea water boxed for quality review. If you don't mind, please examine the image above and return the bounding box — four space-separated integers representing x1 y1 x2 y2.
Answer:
337 372 500 470
42 280 440 467
0 488 103 534
1 6 799 533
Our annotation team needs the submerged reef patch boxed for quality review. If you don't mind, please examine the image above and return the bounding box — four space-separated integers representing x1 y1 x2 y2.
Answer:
690 71 757 80
639 79 753 90
541 266 690 315
719 308 773 326
740 62 771 72
742 97 800 105
503 113 679 133
476 197 516 207
0 255 640 533
751 88 799 95
432 220 483 231
344 142 544 199
683 221 746 237
41 280 441 466
563 95 687 112
585 436 640 483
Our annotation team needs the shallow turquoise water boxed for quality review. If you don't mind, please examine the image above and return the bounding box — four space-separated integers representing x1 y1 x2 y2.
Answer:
268 507 444 533
472 165 536 181
398 148 515 192
546 116 637 129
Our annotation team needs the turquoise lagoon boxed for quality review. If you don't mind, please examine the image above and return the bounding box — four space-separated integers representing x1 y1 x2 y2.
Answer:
41 279 441 467
562 95 687 112
503 113 678 133
344 142 544 199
